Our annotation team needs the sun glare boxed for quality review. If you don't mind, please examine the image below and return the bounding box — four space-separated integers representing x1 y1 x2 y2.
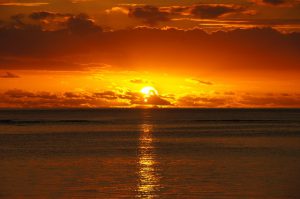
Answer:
141 86 158 103
141 86 158 97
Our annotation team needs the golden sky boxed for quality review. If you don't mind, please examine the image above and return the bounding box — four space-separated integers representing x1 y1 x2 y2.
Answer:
0 0 300 108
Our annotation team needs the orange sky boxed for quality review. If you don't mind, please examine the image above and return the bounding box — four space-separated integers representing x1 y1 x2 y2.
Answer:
0 0 300 108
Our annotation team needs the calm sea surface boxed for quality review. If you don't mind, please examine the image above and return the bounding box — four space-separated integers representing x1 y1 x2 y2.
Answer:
0 108 300 198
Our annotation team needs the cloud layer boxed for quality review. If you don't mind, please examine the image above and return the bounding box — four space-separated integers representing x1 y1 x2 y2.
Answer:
1 89 300 108
110 4 252 25
0 89 172 108
0 16 299 73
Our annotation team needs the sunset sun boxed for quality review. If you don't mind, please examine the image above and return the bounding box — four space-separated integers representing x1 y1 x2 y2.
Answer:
140 86 158 102
141 86 158 97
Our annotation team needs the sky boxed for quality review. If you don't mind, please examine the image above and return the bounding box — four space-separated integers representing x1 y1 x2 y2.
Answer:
0 0 300 108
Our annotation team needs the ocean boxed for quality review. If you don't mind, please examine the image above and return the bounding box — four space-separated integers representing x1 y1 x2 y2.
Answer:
0 108 300 198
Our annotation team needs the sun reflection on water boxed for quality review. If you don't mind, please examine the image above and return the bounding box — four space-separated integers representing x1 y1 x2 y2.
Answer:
136 121 161 198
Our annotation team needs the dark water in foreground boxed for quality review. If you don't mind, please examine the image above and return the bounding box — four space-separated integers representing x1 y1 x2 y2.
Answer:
0 108 300 198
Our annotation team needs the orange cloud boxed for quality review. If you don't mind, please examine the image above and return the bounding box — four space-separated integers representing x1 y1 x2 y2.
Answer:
177 95 231 107
176 93 300 108
130 79 150 84
1 89 300 108
0 89 172 108
185 78 213 85
105 6 129 15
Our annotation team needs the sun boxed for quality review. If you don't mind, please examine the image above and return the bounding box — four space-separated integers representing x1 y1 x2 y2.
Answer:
141 86 158 102
141 86 158 96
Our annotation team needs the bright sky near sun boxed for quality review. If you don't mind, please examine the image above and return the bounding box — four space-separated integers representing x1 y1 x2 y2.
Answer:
0 0 300 108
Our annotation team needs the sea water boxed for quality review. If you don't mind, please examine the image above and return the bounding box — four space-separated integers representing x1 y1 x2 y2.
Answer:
0 108 300 198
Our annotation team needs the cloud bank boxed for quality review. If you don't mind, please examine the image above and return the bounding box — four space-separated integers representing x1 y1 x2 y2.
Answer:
0 13 299 73
1 89 299 108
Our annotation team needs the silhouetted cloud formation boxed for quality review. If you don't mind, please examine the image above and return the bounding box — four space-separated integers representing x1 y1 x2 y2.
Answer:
0 19 299 72
146 95 172 105
0 89 172 107
263 0 286 5
114 4 251 23
29 11 70 20
66 13 102 35
3 11 101 34
177 95 230 107
253 0 297 6
128 5 170 25
177 93 300 107
240 94 300 107
190 4 244 19
1 89 300 108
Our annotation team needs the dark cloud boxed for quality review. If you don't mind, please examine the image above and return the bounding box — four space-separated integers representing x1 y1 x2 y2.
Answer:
128 5 170 25
93 91 118 100
4 89 35 98
177 93 300 107
177 95 230 107
1 89 299 108
0 90 126 108
4 89 57 99
64 92 81 98
190 4 244 19
263 0 287 5
0 89 172 108
146 95 171 105
239 95 300 107
253 0 297 6
66 13 102 35
4 12 101 34
115 4 251 23
196 79 213 85
118 91 171 106
0 71 19 78
161 6 189 14
10 14 26 27
32 12 102 34
0 57 85 71
198 80 213 85
29 11 70 20
0 19 299 73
